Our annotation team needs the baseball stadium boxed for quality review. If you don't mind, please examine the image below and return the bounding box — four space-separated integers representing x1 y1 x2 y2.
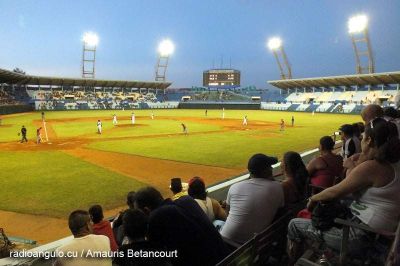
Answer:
1 1 400 265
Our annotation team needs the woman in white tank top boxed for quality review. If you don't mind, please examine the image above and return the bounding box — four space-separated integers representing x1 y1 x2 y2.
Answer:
188 177 227 222
288 118 400 263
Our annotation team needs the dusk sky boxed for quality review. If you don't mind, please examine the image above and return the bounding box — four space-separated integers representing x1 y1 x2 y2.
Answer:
0 0 399 88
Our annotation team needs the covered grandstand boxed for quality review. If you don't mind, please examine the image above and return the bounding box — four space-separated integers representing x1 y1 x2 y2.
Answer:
267 71 400 113
0 67 173 112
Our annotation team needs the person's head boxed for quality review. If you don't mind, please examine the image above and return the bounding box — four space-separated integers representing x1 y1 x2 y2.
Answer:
68 210 92 237
282 151 309 195
363 118 400 163
361 104 383 124
383 107 399 119
247 153 278 179
394 93 400 109
188 177 207 200
88 205 104 224
22 125 25 128
126 191 136 209
319 136 335 152
123 209 148 241
339 124 354 140
134 187 164 215
170 178 183 194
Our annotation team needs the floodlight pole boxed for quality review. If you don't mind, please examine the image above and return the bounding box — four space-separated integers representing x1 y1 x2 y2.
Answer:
272 47 292 80
82 42 96 79
350 29 375 74
155 54 169 82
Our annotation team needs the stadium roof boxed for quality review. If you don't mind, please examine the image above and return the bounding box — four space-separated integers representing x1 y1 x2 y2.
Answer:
0 68 171 89
268 71 400 90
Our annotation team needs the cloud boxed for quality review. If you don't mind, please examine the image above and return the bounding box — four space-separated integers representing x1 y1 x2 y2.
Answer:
18 15 26 29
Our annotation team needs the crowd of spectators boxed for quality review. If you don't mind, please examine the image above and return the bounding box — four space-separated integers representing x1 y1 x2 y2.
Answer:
0 88 26 105
7 103 398 265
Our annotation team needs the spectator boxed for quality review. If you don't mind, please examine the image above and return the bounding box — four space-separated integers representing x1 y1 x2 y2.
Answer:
220 153 284 245
187 176 227 222
170 177 187 200
88 205 118 251
114 209 168 266
307 136 343 189
339 124 361 159
112 191 136 246
288 118 400 263
281 151 309 204
134 186 229 266
361 104 383 124
55 210 111 266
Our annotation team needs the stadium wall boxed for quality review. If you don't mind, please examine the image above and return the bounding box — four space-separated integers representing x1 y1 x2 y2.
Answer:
0 104 34 115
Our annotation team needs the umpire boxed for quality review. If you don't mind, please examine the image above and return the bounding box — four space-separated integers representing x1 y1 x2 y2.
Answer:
20 125 28 143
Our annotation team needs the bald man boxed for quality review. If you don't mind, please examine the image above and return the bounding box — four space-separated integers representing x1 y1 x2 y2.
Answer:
361 104 384 124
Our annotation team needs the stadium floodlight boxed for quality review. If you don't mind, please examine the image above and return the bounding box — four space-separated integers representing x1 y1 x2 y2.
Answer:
155 39 174 82
348 15 368 34
267 37 282 51
267 37 292 80
81 32 99 79
347 14 374 74
158 39 174 56
82 32 99 47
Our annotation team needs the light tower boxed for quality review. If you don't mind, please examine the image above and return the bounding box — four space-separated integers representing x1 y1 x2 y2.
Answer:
82 32 99 79
267 37 292 79
348 14 374 74
155 39 174 82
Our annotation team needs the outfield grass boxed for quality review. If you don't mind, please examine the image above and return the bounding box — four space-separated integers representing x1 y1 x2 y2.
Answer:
0 151 145 218
0 109 361 217
88 111 361 168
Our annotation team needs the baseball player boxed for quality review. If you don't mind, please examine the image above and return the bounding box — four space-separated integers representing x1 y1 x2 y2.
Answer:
280 119 285 131
131 112 135 125
151 112 154 120
222 108 225 119
112 114 118 125
97 120 102 134
291 116 295 127
36 127 43 144
20 125 28 143
181 123 188 135
243 115 248 126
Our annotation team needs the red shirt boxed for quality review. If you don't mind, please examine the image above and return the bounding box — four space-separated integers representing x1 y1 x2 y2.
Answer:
92 220 118 251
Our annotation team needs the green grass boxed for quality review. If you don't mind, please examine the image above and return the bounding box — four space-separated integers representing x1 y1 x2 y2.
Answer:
0 109 361 217
0 151 145 218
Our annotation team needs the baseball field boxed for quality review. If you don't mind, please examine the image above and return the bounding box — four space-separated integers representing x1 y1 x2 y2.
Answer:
0 109 359 243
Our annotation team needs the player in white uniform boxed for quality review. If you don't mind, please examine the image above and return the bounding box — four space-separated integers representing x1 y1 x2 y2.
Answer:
243 115 248 126
131 112 135 125
97 120 102 134
222 108 225 119
151 112 154 120
112 114 118 125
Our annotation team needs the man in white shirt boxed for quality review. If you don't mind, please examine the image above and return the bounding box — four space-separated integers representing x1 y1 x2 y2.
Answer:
97 120 102 134
131 112 135 125
55 210 112 266
221 153 284 244
339 124 361 159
